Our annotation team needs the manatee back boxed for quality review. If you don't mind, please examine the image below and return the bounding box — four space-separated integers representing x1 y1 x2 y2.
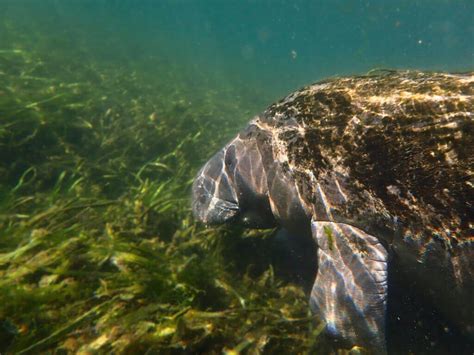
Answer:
261 70 473 242
258 70 474 334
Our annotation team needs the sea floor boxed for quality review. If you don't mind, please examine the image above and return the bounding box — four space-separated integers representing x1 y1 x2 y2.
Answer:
0 17 323 354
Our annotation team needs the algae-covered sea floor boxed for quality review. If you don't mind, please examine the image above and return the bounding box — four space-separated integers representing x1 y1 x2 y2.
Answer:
0 21 326 354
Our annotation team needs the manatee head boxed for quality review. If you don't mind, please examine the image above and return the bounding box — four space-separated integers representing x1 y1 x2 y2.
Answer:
192 124 276 228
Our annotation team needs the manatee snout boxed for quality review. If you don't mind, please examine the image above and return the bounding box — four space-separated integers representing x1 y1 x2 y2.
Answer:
192 139 276 229
192 149 240 225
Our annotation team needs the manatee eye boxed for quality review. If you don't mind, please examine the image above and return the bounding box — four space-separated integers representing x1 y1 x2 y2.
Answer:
198 194 207 204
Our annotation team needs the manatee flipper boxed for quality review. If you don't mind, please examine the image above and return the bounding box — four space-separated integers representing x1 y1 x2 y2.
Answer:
310 221 388 354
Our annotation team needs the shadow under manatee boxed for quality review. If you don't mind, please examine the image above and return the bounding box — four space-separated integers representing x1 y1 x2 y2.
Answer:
271 227 318 292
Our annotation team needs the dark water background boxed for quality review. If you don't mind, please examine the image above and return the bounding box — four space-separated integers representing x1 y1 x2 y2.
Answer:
0 1 473 354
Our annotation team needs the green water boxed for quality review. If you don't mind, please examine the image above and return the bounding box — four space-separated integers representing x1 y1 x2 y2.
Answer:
0 1 472 354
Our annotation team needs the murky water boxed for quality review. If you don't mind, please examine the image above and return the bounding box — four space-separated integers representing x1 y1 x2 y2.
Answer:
0 1 472 354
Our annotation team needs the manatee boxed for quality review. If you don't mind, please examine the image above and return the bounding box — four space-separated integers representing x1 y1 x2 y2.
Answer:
191 70 473 353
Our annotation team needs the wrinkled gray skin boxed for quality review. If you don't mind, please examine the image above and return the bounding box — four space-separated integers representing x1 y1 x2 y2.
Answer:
192 71 474 354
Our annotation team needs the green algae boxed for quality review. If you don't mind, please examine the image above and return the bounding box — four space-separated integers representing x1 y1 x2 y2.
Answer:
0 22 321 355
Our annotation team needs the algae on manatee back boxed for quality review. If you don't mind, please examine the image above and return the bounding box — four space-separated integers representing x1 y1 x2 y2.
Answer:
323 225 334 251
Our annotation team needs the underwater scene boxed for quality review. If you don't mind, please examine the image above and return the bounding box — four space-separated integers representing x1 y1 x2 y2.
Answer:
0 0 473 354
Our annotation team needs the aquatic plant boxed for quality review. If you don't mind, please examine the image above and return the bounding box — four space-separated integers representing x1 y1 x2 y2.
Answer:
0 22 320 354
